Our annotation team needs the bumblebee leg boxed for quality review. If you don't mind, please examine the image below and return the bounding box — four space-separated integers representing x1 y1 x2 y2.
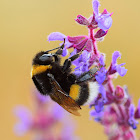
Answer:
45 39 65 55
76 67 98 83
62 48 85 72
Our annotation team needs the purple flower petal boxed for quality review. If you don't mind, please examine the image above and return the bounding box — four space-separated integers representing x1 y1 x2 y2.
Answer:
90 109 104 122
95 67 106 84
74 63 89 76
128 104 138 129
61 120 77 140
48 32 66 41
72 50 90 75
81 50 90 62
112 51 121 65
52 104 65 120
70 49 77 56
72 50 90 66
99 84 107 101
14 123 30 136
80 63 89 72
62 47 68 57
99 54 105 66
96 14 112 30
14 106 32 123
93 0 100 15
129 104 135 117
116 65 127 77
14 106 32 136
109 51 127 76
34 90 50 103
95 98 104 113
65 38 73 48
73 69 82 76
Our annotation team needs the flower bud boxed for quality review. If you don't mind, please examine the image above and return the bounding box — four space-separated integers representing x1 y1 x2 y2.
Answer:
114 86 124 100
75 15 90 26
94 29 108 38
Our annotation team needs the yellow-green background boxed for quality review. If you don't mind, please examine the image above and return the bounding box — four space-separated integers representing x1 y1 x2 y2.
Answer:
1 0 140 139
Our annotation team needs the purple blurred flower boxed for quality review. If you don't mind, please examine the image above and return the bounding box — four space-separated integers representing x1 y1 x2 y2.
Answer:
92 0 112 30
61 122 79 140
128 104 138 129
135 99 140 119
34 90 50 104
14 91 78 140
14 106 32 136
90 109 104 122
52 103 65 120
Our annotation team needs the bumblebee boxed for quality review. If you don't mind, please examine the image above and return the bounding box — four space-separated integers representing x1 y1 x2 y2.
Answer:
31 41 99 116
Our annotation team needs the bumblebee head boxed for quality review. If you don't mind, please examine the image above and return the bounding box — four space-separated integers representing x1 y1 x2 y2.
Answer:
32 51 57 65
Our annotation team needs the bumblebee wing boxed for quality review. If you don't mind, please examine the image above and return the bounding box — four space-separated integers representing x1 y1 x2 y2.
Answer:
48 74 81 116
50 90 81 116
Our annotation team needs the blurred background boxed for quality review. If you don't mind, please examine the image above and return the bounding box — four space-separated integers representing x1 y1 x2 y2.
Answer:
0 0 140 139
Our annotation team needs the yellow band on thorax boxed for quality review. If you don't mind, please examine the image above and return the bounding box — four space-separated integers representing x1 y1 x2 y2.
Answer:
31 65 52 77
69 84 81 100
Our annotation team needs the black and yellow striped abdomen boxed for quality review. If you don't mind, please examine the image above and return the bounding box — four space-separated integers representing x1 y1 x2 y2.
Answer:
69 82 99 106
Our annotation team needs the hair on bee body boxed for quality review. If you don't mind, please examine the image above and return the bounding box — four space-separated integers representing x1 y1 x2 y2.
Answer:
31 41 99 116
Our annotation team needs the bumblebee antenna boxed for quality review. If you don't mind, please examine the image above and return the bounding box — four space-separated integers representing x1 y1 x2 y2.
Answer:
45 38 65 54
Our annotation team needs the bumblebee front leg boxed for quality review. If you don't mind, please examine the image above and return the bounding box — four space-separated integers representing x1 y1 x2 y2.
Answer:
45 39 65 55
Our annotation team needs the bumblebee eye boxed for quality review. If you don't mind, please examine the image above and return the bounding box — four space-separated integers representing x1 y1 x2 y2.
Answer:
39 54 53 61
